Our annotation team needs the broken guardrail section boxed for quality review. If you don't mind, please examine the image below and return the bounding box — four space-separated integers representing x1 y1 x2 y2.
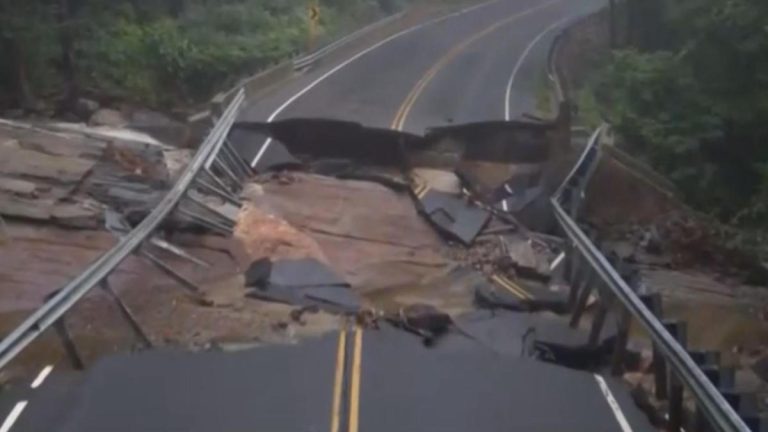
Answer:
551 126 751 432
0 89 249 371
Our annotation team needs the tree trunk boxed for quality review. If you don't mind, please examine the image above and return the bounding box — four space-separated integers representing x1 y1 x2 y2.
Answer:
627 0 638 47
1 35 36 110
168 0 185 17
57 0 79 113
608 0 616 49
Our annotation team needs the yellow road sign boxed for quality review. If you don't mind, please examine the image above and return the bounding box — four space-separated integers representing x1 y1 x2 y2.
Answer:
309 4 320 21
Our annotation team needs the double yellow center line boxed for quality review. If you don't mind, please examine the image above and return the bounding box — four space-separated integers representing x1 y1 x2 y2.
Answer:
491 273 533 300
390 0 562 131
329 2 562 428
330 325 364 432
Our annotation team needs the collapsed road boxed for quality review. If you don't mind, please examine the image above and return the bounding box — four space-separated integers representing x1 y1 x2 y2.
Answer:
0 0 750 431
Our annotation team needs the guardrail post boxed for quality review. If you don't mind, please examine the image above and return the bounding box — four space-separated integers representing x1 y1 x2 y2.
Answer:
138 248 202 294
563 242 576 290
640 293 667 400
588 299 608 347
720 389 763 432
222 139 252 179
53 318 84 370
570 269 595 328
100 278 152 348
610 308 631 376
42 290 85 370
550 124 752 432
194 177 241 206
664 320 687 432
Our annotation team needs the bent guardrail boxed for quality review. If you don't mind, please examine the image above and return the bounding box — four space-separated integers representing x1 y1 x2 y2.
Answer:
0 89 248 371
552 126 750 432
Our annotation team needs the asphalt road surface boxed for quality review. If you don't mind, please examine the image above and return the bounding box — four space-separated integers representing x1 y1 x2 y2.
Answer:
240 0 606 135
0 1 661 431
1 316 654 432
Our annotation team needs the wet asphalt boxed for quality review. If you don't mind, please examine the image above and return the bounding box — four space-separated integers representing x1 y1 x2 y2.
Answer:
0 315 654 432
0 0 661 430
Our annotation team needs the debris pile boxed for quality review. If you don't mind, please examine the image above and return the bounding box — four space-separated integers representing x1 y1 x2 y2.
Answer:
229 118 568 331
0 119 177 228
606 213 768 285
0 115 576 368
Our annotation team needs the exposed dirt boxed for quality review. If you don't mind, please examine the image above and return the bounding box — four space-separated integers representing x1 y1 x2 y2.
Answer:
0 217 344 378
584 156 683 228
247 173 452 293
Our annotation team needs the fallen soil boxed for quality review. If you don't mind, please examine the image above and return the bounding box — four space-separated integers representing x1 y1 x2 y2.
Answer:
244 173 451 293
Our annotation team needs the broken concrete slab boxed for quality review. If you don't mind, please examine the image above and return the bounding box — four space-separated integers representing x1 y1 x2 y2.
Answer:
268 258 348 288
418 189 490 245
0 146 95 184
244 257 360 313
0 120 172 227
0 193 55 219
0 176 37 195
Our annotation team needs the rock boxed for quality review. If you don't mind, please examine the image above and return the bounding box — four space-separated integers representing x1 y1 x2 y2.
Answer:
89 109 127 127
74 98 100 120
0 176 37 196
129 109 189 147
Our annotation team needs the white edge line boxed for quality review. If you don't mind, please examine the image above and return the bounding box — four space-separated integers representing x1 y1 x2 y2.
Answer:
0 401 28 432
251 0 501 167
504 16 572 121
30 365 53 389
593 374 634 432
549 251 565 271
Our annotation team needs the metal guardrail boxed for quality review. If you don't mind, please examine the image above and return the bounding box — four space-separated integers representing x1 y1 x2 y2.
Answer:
293 11 405 70
0 89 248 371
551 126 750 432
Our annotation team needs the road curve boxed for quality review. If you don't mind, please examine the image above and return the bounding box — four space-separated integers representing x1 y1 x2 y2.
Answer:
240 0 607 135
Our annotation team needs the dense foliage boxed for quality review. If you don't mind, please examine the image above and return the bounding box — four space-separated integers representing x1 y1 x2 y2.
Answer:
0 0 408 110
592 0 768 227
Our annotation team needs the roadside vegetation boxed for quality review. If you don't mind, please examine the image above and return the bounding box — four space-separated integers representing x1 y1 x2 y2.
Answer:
0 0 409 114
584 0 768 231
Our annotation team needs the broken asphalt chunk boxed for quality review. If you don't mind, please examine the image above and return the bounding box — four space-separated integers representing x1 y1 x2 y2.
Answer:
418 189 490 246
235 119 423 167
227 126 300 173
244 257 361 313
244 258 272 287
269 258 348 287
252 140 301 173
